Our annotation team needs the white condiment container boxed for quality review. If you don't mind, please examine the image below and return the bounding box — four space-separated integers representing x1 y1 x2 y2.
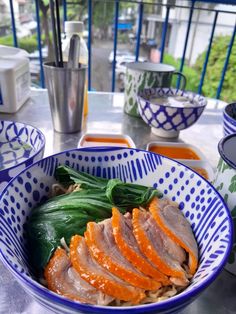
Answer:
0 45 29 59
78 133 136 148
146 141 214 181
0 56 31 113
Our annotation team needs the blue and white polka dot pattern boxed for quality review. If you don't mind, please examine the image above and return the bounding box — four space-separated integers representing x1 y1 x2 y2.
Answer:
0 120 45 190
137 88 207 132
0 148 232 314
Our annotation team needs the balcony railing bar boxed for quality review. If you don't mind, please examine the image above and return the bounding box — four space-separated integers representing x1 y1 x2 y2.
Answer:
198 11 218 95
65 0 236 15
88 0 92 91
160 5 170 63
177 1 195 88
135 2 144 62
216 22 236 99
9 0 17 47
63 0 68 27
35 0 44 88
111 0 119 92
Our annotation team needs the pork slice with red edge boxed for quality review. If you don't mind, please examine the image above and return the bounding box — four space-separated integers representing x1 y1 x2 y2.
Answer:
149 197 198 275
132 208 189 286
111 208 169 284
44 247 114 305
70 235 146 304
85 218 161 290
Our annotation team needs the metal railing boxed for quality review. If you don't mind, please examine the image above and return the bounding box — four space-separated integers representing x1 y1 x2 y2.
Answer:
6 0 236 100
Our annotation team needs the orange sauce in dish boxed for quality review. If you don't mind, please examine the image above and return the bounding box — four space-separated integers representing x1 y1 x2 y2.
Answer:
192 167 209 180
149 146 200 160
83 137 131 148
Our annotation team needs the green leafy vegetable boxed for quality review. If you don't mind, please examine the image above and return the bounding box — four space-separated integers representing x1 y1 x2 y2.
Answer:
27 191 116 273
55 166 162 208
27 166 162 274
105 178 160 208
55 166 108 189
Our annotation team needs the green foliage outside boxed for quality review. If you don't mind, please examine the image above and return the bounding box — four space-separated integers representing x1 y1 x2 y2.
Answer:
0 34 38 53
118 33 131 44
18 34 40 53
0 33 49 53
0 35 13 47
163 54 200 93
66 1 135 29
194 35 236 102
93 2 114 30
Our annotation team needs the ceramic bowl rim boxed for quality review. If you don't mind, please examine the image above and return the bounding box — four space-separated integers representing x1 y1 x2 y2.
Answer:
0 120 46 177
218 133 236 170
223 103 236 125
43 61 87 72
126 62 176 73
0 147 233 313
137 88 207 110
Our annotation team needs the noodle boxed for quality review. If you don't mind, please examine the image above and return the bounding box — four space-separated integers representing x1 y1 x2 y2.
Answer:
60 237 70 252
66 184 82 194
113 285 182 306
141 286 179 304
51 183 82 197
51 183 67 196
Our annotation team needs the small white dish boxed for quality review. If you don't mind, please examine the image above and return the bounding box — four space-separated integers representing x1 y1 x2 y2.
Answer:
146 141 214 181
146 141 206 161
78 133 136 148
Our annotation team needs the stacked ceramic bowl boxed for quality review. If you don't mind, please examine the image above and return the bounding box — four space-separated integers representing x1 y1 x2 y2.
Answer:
223 103 236 136
0 120 45 190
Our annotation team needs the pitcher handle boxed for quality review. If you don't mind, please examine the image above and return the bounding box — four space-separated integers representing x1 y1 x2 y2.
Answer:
173 71 186 90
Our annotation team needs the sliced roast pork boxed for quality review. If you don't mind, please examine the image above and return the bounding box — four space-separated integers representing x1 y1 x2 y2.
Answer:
84 219 161 290
44 248 113 305
111 207 169 285
132 208 189 286
149 197 198 275
70 235 145 304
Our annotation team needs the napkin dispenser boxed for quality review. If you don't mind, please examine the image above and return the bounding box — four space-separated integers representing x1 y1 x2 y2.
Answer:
0 54 31 113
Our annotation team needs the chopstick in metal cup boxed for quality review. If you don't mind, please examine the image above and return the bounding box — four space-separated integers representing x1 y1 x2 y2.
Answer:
55 0 63 67
67 34 80 69
49 0 59 67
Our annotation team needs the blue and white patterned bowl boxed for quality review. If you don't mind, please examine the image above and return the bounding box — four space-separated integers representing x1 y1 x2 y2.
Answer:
0 147 233 314
137 88 207 138
0 120 45 191
223 103 236 136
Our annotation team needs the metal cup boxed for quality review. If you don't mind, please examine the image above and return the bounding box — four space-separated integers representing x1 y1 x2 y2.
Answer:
43 62 87 133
